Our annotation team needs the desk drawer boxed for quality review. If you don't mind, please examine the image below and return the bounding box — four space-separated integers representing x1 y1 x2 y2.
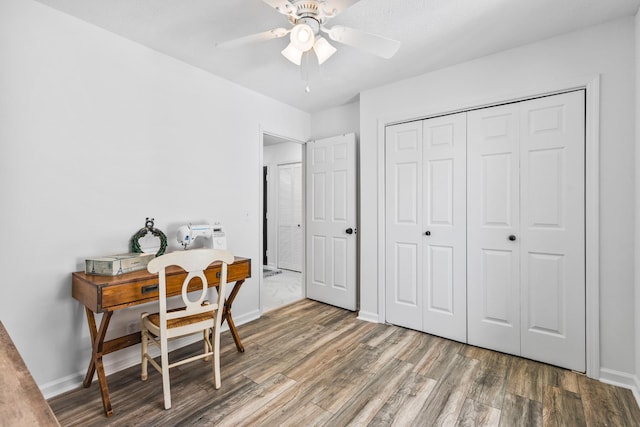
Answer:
225 259 251 283
101 277 159 309
100 259 251 310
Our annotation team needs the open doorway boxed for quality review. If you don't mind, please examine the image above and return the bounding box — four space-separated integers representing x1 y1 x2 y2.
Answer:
262 133 304 312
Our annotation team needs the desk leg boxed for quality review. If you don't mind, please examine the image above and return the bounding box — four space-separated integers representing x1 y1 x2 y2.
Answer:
223 279 245 352
82 308 114 417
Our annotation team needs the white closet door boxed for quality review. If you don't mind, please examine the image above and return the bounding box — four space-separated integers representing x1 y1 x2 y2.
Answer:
519 91 585 371
467 104 521 355
422 113 467 342
385 122 423 330
468 91 586 371
277 162 302 272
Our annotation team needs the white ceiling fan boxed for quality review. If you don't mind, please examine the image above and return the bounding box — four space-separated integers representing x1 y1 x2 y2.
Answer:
216 0 401 66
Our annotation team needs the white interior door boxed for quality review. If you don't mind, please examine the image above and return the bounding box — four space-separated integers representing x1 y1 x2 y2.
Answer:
467 104 521 355
422 113 467 342
277 162 302 272
306 133 357 310
519 91 585 371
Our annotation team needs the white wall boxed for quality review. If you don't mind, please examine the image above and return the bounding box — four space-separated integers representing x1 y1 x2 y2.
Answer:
0 0 310 397
310 101 360 140
360 17 636 379
263 142 303 268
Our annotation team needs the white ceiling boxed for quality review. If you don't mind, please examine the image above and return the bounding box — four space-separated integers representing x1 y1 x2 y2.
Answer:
35 0 640 113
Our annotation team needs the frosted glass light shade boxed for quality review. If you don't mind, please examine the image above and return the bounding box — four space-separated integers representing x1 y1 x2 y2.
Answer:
313 37 337 64
281 42 303 65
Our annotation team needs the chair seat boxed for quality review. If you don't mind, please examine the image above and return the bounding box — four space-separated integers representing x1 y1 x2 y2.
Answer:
145 307 215 330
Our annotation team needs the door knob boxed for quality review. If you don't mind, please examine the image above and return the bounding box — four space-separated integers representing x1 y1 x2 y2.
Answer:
346 228 354 235
424 231 431 236
508 235 517 241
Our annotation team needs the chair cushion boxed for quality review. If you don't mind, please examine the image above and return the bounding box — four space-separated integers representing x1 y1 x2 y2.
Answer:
146 308 215 330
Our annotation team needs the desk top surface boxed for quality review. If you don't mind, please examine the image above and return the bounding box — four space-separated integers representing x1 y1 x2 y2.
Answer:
72 256 250 286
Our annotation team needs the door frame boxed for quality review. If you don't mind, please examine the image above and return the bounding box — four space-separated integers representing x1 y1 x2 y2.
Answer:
259 129 307 315
376 75 600 379
263 166 268 265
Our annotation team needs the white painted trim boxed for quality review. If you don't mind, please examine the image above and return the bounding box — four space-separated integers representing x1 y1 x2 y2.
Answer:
40 309 261 399
357 310 380 324
584 77 601 379
375 74 601 378
376 118 387 324
259 125 266 315
599 368 640 403
301 142 308 301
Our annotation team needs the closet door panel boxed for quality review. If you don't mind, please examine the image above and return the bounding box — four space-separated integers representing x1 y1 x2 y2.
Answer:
467 105 521 355
481 153 513 226
422 113 467 342
520 91 585 371
385 122 423 330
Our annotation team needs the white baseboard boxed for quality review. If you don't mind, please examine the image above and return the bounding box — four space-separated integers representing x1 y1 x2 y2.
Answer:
599 368 640 406
41 309 260 400
357 310 380 324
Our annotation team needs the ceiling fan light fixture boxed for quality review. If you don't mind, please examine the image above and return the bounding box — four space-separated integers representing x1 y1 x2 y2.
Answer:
281 42 303 65
290 23 315 52
313 36 337 65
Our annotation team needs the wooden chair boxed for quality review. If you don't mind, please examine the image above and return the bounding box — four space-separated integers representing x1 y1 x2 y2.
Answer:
140 249 234 410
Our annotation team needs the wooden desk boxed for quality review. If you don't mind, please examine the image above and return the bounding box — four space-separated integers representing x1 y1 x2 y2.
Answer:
72 256 251 417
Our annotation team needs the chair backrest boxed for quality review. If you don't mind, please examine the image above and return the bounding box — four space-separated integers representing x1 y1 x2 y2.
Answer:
147 249 235 332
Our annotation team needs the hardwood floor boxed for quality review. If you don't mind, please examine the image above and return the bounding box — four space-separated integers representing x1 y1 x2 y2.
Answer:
49 300 640 426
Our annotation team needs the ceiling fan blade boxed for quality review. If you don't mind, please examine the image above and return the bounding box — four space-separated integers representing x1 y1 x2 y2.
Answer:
262 0 296 15
323 25 400 59
322 0 362 17
216 28 290 49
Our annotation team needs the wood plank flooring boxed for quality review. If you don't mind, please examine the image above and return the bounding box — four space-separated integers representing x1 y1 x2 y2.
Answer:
49 299 640 426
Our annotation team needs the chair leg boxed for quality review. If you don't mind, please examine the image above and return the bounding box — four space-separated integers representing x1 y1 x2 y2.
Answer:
160 337 172 410
203 330 210 361
141 327 148 381
213 327 221 389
